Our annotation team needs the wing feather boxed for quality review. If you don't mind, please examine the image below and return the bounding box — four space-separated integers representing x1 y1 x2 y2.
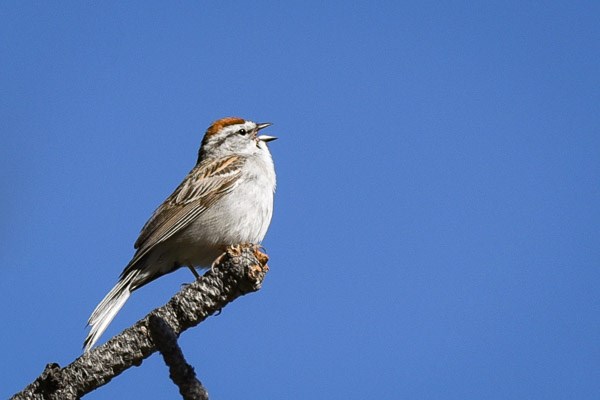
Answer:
125 155 246 270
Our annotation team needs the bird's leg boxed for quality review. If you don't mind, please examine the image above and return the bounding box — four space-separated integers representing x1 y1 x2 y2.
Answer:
187 265 201 280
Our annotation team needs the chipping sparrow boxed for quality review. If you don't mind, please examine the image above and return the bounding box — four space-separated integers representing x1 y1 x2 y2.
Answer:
84 117 277 351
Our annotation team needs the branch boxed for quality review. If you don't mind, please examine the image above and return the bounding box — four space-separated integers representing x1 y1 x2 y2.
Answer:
149 315 208 400
11 244 270 400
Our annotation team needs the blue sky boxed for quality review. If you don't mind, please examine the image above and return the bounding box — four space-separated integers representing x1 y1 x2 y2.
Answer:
1 1 599 399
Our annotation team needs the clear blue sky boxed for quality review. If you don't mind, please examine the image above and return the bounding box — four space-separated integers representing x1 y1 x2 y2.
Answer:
1 2 598 399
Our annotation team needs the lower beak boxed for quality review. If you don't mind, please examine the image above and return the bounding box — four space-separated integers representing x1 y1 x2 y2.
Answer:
258 135 277 142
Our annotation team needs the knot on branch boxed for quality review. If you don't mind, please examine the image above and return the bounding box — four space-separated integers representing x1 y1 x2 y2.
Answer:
35 364 62 395
223 244 269 293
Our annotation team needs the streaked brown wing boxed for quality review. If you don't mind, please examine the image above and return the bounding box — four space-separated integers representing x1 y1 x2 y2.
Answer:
126 155 246 269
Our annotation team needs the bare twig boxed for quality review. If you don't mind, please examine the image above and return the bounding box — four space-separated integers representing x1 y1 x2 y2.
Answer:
149 314 208 400
11 244 269 400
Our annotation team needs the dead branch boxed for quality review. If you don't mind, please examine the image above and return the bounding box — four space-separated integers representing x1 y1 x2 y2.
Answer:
11 244 269 400
149 314 208 400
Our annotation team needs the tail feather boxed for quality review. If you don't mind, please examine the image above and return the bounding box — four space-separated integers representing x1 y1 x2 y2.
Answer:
84 269 139 352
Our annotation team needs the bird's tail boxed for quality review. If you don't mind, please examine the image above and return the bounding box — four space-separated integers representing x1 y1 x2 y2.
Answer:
83 269 140 352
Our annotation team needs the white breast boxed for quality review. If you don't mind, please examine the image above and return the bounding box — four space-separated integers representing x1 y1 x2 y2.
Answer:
174 147 276 267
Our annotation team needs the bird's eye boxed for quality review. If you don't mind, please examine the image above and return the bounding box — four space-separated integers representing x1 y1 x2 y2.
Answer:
238 128 247 135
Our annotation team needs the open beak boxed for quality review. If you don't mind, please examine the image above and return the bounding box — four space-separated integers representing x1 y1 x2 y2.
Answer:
256 122 277 142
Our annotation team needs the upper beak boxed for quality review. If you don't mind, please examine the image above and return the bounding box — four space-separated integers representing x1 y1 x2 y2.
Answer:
257 122 272 131
256 122 277 142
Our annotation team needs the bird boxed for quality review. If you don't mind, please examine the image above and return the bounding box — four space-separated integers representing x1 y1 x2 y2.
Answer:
83 117 277 352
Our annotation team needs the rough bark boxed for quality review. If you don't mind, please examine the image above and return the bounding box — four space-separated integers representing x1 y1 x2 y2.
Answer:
11 244 269 400
149 314 208 400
